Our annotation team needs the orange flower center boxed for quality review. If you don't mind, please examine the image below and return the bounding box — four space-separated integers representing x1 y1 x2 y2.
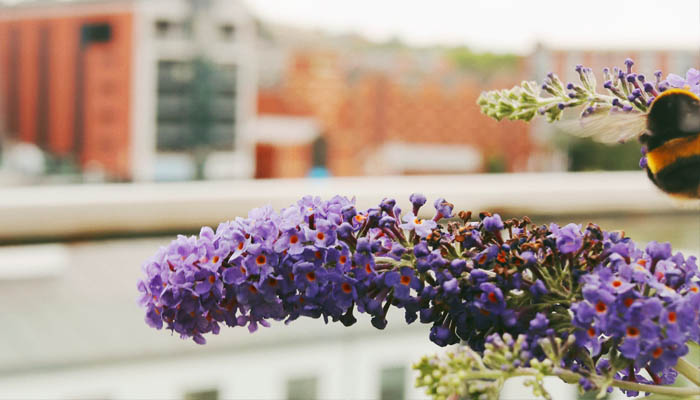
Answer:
208 276 215 284
365 263 372 274
497 251 506 263
652 347 663 359
595 301 607 313
316 232 325 240
587 327 596 338
341 283 352 293
248 285 258 294
612 280 622 288
400 275 411 286
268 278 278 287
256 255 267 265
626 326 640 338
290 235 299 244
237 242 244 250
339 255 347 264
488 292 498 303
668 311 677 323
414 218 422 225
623 298 635 308
306 272 316 282
212 256 220 263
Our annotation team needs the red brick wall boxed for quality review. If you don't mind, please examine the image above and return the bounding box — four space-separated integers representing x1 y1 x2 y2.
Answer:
255 142 312 179
81 13 132 178
0 11 133 179
258 51 533 177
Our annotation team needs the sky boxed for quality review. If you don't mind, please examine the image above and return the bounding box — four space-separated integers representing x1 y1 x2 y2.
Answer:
243 0 700 54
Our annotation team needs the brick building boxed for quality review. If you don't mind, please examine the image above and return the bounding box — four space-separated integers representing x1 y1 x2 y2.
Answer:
0 2 133 178
257 51 533 178
0 0 257 181
256 45 700 178
3 1 696 182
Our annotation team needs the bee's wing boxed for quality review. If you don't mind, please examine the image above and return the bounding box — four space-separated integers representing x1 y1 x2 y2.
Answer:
554 111 647 144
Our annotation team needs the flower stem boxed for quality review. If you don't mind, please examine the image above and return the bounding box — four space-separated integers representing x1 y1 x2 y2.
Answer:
474 367 700 398
552 367 700 398
675 357 700 387
610 379 700 398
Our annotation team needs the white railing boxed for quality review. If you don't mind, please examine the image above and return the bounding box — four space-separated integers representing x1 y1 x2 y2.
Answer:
0 171 683 241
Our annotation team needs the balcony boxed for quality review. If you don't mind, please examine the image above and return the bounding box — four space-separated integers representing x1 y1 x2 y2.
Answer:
0 172 696 399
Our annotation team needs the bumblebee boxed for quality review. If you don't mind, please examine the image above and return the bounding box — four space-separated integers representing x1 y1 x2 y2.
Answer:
569 88 700 198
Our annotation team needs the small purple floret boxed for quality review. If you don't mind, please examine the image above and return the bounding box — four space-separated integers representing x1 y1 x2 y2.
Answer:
483 214 504 232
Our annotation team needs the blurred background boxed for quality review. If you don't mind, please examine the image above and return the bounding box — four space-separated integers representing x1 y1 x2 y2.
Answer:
0 0 697 399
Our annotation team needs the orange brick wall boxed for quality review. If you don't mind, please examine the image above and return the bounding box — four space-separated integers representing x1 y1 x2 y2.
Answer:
82 13 132 178
255 143 312 179
259 51 533 177
0 11 132 179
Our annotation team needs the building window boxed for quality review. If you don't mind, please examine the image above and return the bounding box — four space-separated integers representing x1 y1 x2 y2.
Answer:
311 136 327 168
380 366 406 400
183 389 218 400
154 20 171 37
220 24 235 40
286 377 317 400
80 23 112 44
155 60 236 152
154 20 192 39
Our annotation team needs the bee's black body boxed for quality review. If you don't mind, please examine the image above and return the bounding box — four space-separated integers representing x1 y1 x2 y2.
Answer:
641 89 700 198
645 146 700 196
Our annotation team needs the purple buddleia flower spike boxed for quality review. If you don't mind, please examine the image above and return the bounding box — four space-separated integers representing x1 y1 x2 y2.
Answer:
138 194 700 396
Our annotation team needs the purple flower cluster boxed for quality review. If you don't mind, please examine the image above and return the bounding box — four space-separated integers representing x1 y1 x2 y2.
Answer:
137 195 546 347
667 67 700 96
138 195 699 395
478 57 697 128
137 195 446 344
571 234 699 389
552 58 672 117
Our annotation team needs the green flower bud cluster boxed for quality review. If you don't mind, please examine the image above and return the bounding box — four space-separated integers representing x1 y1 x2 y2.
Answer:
482 333 530 373
522 362 554 400
413 347 504 400
476 80 543 122
414 334 552 400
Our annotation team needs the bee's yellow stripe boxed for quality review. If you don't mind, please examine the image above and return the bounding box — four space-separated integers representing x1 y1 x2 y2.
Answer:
653 88 700 103
646 134 700 174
